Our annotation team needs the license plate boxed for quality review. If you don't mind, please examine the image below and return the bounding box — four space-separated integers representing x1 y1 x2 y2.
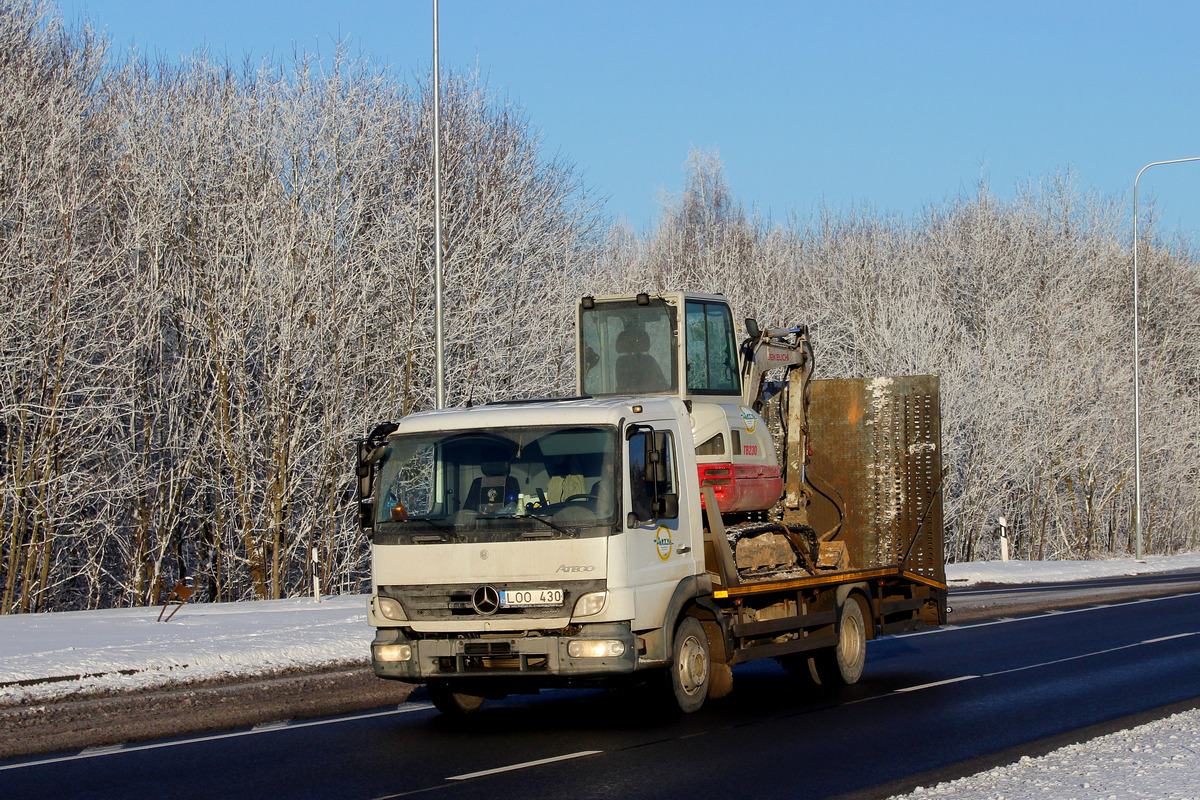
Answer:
500 588 563 608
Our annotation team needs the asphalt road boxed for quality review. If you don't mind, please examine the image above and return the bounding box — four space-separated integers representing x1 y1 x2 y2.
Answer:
3 586 1199 800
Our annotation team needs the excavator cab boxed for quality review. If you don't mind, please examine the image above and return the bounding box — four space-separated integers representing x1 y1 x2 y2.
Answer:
576 292 742 401
576 292 786 515
577 294 678 396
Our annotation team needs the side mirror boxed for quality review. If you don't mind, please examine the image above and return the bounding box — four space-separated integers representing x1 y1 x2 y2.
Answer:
356 423 396 534
646 431 669 483
745 318 761 339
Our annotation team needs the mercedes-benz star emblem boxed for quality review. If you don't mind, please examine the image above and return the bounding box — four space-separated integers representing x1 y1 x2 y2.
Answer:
472 585 500 615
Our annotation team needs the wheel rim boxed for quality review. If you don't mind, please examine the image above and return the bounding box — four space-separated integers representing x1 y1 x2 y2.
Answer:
676 634 709 695
840 606 864 667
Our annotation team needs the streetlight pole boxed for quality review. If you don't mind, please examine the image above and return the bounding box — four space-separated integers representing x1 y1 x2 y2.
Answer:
432 0 446 409
1131 156 1200 560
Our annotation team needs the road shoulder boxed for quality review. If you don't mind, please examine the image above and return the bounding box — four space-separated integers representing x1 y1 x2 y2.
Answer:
0 664 413 761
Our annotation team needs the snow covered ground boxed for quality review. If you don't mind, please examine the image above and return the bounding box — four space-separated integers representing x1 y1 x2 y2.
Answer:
0 595 372 704
944 552 1200 587
887 708 1200 800
2 554 1199 797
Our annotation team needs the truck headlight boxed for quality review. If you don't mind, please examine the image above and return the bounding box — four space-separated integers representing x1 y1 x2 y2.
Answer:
568 640 626 659
377 596 406 620
572 591 608 618
373 643 412 662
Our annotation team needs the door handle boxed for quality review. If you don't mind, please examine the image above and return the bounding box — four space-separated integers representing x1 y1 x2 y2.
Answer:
676 545 692 554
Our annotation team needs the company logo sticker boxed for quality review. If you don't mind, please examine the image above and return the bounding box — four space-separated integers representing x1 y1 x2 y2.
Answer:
739 406 758 434
654 525 673 562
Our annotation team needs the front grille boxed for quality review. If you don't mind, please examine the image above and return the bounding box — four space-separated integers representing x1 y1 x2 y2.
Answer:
381 580 604 619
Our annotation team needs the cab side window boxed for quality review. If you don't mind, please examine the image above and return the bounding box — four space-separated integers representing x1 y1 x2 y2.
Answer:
627 429 678 525
685 299 740 395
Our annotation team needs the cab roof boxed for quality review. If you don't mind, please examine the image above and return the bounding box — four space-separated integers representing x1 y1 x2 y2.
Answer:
391 395 688 435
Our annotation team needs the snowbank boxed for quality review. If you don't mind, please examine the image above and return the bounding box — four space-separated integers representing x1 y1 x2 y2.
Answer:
889 708 1200 800
0 595 370 704
945 553 1200 586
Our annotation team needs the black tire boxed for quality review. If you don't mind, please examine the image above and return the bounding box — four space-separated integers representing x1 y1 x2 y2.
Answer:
808 597 867 687
668 616 711 713
427 681 486 716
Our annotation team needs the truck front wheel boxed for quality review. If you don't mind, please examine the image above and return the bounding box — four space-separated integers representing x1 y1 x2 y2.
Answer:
809 597 866 686
427 681 486 716
668 616 711 713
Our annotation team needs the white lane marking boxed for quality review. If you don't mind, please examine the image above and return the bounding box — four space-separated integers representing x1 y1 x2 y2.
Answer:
981 631 1200 679
447 750 604 781
0 703 435 772
1143 632 1198 645
894 675 980 693
889 630 1199 693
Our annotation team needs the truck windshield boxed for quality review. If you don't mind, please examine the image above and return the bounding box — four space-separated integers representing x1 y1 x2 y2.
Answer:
374 424 619 543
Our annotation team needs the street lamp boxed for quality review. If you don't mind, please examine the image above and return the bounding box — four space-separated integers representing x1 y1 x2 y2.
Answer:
1131 157 1200 560
432 0 446 409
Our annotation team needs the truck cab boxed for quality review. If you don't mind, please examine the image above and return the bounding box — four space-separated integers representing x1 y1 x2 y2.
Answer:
365 396 713 711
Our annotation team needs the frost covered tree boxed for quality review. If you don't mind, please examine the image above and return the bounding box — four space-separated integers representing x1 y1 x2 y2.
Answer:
0 0 115 612
0 0 602 611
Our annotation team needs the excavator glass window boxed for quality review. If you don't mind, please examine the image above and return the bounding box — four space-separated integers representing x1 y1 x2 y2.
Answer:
579 299 677 396
685 300 740 395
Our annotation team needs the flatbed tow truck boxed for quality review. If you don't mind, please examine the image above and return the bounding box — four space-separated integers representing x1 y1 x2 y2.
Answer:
358 291 946 714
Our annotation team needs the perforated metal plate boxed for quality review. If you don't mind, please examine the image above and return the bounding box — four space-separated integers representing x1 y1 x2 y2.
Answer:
805 376 944 582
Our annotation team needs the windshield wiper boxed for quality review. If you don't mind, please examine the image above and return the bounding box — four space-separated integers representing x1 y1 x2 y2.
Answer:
402 516 456 537
494 513 574 539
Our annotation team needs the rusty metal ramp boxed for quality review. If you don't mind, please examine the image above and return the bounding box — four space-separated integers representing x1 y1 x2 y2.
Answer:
805 375 944 584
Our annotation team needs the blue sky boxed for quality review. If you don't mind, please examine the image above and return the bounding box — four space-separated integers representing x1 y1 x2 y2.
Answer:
63 0 1200 241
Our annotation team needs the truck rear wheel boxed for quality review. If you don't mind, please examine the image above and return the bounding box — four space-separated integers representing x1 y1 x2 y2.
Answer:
427 681 486 716
809 597 866 686
668 616 711 713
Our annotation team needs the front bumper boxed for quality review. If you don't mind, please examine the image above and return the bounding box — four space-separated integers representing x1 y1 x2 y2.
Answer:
371 623 638 686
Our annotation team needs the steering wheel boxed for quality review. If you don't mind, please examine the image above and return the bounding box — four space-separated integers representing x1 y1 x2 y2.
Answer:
564 493 598 504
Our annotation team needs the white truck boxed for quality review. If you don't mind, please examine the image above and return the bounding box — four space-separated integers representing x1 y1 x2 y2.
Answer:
359 291 946 714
